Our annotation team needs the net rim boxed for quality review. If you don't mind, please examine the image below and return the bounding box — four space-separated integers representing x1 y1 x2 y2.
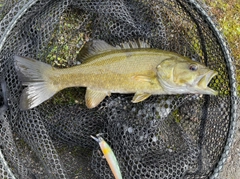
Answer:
0 0 238 178
0 0 40 51
185 0 238 178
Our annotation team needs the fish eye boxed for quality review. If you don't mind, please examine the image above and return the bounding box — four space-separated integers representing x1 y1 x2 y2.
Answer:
189 64 198 71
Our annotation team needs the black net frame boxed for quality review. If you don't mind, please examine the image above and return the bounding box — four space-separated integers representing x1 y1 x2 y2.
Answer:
0 0 238 179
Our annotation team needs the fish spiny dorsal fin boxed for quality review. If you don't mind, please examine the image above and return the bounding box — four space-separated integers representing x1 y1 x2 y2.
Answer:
119 39 150 49
77 39 150 63
77 40 121 63
138 39 151 48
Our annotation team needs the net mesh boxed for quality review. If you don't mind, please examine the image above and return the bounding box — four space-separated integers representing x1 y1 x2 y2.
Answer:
0 0 238 179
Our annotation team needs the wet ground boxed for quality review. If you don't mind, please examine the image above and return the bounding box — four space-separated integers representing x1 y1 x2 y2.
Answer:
218 110 240 179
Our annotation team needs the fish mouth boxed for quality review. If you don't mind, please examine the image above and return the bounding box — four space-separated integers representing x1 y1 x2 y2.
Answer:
196 70 218 95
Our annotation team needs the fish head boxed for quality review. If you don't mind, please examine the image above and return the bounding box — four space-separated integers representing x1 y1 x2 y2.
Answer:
156 57 218 95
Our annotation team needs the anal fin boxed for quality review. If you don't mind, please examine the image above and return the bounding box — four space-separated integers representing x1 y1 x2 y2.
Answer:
131 92 151 103
85 88 110 108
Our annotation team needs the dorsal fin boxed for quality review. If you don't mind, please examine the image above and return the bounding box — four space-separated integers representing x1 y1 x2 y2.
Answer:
120 39 150 49
77 39 151 63
77 40 120 63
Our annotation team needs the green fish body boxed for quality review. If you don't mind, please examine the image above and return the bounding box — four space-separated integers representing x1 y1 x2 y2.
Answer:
14 40 217 110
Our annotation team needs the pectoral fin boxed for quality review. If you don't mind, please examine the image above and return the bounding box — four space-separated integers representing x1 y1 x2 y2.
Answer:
132 75 154 84
85 89 110 108
131 93 151 103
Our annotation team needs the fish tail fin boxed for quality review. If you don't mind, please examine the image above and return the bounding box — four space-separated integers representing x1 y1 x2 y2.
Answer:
14 55 58 110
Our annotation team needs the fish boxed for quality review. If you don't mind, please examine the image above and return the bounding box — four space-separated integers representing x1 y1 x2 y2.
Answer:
91 135 122 179
14 40 218 110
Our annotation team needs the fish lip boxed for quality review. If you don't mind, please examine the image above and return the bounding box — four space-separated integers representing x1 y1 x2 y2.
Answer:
197 70 218 95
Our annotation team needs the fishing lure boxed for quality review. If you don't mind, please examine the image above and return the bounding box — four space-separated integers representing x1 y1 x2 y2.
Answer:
91 135 123 179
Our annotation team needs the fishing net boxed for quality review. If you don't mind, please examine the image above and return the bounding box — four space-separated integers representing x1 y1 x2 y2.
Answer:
0 0 238 178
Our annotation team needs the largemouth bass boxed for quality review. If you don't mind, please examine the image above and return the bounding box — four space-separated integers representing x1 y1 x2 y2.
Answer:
14 40 218 110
